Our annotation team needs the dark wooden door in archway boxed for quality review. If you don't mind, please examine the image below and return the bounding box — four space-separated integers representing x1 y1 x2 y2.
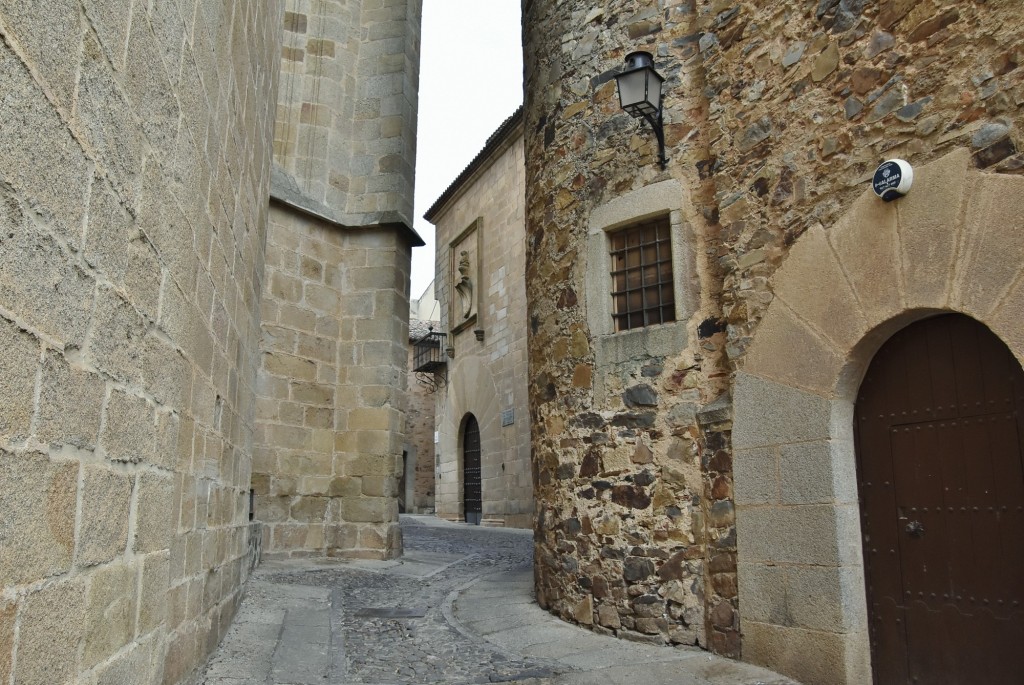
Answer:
462 415 482 524
856 314 1024 684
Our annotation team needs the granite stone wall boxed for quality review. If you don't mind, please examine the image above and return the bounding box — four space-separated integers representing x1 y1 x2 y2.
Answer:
0 0 282 683
272 0 422 228
252 206 412 560
522 0 1024 677
428 118 533 529
251 0 422 561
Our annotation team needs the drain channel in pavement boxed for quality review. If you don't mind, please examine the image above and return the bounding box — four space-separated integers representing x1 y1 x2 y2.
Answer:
354 607 429 618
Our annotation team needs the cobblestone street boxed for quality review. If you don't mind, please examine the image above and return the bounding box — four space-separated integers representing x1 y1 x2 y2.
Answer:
198 516 796 685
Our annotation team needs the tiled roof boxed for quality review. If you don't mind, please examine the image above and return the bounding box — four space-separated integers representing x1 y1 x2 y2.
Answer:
409 318 441 343
423 105 524 222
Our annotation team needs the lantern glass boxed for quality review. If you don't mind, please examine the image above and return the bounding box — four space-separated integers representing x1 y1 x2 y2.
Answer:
615 52 664 119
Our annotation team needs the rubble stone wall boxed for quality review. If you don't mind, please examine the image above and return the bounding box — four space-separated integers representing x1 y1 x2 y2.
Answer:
523 0 731 653
0 1 282 683
404 341 437 512
523 0 1024 679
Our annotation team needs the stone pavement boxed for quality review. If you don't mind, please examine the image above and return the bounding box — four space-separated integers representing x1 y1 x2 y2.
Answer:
197 515 798 685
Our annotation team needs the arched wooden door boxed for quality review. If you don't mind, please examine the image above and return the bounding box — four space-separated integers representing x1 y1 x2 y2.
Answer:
462 414 482 525
856 314 1024 683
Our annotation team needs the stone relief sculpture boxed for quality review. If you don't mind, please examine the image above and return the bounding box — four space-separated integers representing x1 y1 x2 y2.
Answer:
455 249 475 320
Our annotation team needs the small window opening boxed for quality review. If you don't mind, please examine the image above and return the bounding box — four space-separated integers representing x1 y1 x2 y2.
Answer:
609 216 674 331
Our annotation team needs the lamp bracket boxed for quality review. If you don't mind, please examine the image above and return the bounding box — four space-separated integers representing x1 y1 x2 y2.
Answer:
639 108 667 170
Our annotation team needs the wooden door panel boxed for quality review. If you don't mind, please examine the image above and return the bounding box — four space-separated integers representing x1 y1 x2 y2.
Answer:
856 314 1024 684
462 414 482 519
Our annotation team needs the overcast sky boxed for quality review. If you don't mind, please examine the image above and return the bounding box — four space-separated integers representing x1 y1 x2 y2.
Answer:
410 0 523 300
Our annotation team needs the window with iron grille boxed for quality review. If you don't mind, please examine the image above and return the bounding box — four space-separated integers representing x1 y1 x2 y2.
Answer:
609 216 675 332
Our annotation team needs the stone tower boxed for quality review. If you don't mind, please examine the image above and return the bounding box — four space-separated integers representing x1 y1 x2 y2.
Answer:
251 0 424 561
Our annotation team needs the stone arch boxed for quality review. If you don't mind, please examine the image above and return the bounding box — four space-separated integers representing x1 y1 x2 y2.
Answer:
436 354 500 521
733 148 1024 685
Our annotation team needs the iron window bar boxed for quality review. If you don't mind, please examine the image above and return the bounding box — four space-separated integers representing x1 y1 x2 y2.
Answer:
609 216 675 332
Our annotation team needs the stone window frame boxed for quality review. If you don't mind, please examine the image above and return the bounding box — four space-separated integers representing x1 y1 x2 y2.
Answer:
608 215 676 332
448 218 483 336
585 179 698 401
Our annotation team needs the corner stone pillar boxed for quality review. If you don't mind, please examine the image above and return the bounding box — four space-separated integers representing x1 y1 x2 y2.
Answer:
253 204 415 560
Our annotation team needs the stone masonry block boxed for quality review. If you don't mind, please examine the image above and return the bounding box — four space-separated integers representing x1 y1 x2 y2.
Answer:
736 503 861 567
345 452 394 477
991 276 1024 365
102 389 156 464
83 562 137 668
737 562 788 626
37 350 104 448
290 496 328 523
827 189 902 326
81 0 132 70
89 284 148 384
0 0 82 113
304 283 340 313
743 301 845 398
349 407 391 431
897 148 971 310
780 440 858 505
78 466 132 565
263 351 316 380
0 22 91 241
732 373 835 450
74 33 146 205
91 635 160 685
138 163 197 295
0 316 39 440
137 550 170 635
361 475 397 498
342 497 389 523
290 381 334 405
0 598 13 683
356 429 395 455
956 172 1024 318
135 473 174 552
786 565 866 633
84 174 133 280
122 12 180 153
733 447 778 506
15 577 86 685
154 410 180 472
278 303 318 332
0 221 93 346
0 451 77 586
772 223 867 352
742 621 870 685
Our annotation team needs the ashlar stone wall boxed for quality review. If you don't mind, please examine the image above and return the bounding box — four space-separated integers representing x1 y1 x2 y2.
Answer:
273 0 422 228
253 207 412 559
0 0 282 683
251 0 422 561
428 115 533 528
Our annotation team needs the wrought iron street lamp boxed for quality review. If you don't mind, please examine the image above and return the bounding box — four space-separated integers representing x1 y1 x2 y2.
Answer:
614 51 667 169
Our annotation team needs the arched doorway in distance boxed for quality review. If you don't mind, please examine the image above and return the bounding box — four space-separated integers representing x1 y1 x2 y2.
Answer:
855 313 1024 683
461 413 482 525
